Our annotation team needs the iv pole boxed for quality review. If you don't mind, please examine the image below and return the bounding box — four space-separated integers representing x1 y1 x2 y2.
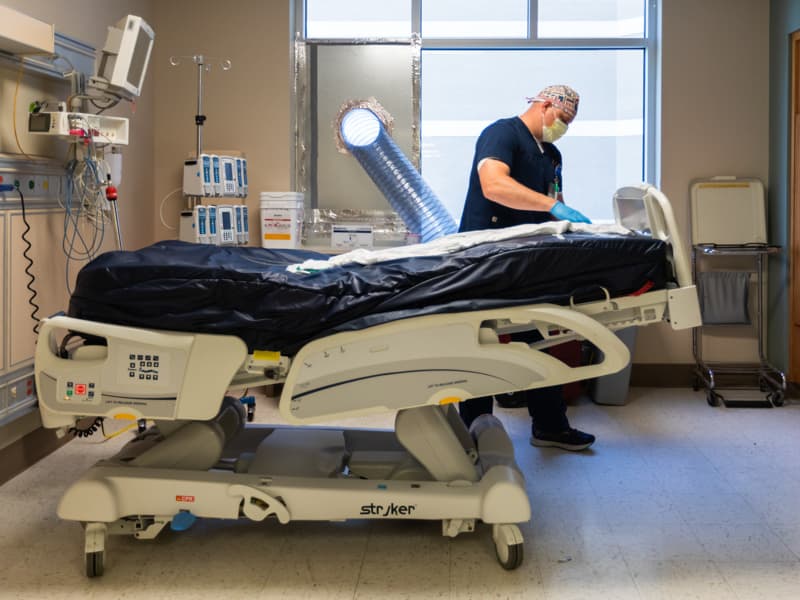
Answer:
169 55 232 161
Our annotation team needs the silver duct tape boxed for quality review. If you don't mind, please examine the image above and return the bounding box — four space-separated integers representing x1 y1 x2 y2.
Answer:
333 98 395 155
307 38 415 46
411 33 421 170
305 208 412 247
293 39 309 193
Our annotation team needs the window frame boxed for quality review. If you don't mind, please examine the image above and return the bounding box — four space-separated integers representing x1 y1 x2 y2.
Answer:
291 0 659 201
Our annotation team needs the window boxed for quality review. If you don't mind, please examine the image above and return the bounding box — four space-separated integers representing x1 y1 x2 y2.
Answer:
538 0 645 39
296 1 656 224
422 0 528 39
305 0 411 38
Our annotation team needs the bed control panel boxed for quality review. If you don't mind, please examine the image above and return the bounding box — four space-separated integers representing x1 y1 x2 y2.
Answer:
126 352 167 383
63 380 100 404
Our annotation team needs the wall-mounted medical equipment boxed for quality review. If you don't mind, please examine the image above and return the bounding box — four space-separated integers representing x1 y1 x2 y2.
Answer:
171 55 253 244
336 99 456 243
28 111 129 145
192 205 209 244
216 205 236 245
180 203 249 246
25 15 155 258
219 156 238 197
28 15 153 143
182 154 248 198
88 15 154 101
236 157 248 197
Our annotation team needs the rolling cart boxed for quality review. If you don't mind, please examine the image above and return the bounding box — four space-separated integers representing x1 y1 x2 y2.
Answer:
689 177 787 407
691 243 787 407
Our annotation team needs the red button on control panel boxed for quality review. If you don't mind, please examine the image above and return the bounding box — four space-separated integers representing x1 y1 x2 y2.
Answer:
74 383 87 395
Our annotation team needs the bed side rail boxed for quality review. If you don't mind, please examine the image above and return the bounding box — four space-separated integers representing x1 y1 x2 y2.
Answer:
614 183 692 288
280 304 632 424
35 316 248 430
614 184 701 330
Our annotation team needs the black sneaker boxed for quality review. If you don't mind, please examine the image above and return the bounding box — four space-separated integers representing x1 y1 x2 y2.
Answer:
495 391 527 409
530 428 595 452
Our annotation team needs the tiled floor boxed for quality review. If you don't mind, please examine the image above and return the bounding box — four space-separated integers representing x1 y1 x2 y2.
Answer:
2 387 800 599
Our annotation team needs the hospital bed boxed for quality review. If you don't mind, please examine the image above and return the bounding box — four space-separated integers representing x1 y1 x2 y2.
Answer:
34 184 700 577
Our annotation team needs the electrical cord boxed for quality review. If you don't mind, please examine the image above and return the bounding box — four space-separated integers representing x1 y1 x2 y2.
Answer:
159 187 184 231
62 156 109 294
19 187 42 334
91 97 121 115
68 416 105 438
1 185 41 333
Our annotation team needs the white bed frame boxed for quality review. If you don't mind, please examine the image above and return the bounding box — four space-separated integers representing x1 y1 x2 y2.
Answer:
34 184 701 577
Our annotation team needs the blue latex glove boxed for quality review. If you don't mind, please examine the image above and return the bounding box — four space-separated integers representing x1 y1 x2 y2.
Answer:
549 201 592 224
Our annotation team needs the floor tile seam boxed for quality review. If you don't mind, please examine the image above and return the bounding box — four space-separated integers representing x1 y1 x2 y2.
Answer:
691 523 800 563
350 520 373 600
689 441 771 499
706 559 749 600
525 547 548 600
574 448 626 533
257 533 291 591
612 545 649 600
762 520 800 561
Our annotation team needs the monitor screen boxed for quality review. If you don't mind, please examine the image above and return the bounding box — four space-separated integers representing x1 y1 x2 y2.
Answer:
91 15 154 100
127 25 152 88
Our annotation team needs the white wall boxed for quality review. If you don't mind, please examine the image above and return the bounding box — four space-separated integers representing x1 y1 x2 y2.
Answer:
634 0 770 364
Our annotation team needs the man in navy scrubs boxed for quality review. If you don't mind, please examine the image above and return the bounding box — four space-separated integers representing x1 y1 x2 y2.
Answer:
458 84 596 452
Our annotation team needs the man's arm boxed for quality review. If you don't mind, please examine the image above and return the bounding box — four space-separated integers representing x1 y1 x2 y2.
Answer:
478 158 591 223
477 158 557 212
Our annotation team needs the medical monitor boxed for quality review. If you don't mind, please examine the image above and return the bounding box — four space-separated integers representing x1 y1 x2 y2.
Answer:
90 15 154 100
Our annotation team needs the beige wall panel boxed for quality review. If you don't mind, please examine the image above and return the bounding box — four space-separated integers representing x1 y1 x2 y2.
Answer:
7 210 116 367
151 0 292 242
8 211 68 367
634 0 770 364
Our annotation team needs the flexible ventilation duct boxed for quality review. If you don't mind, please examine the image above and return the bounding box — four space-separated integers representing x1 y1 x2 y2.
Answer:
339 107 457 243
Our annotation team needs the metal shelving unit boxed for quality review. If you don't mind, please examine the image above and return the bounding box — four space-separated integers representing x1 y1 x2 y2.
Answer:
692 243 787 407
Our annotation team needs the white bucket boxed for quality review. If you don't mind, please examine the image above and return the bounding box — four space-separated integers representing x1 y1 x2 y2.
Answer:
260 192 304 249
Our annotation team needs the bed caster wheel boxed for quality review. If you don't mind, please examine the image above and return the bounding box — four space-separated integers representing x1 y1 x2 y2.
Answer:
768 391 784 407
492 524 524 570
84 522 107 578
706 390 722 407
85 550 105 578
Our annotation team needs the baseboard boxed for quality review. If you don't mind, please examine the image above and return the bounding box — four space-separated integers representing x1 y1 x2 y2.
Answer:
0 416 71 485
629 363 696 388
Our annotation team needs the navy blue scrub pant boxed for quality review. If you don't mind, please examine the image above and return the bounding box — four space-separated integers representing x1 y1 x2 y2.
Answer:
458 384 569 434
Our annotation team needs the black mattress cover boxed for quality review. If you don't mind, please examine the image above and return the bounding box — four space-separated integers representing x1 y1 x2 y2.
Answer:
68 236 669 353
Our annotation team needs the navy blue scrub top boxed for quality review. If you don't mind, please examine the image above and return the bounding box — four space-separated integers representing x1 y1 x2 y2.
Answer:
459 116 562 233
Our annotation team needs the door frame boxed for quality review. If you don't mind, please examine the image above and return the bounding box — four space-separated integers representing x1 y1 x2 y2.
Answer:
790 31 800 382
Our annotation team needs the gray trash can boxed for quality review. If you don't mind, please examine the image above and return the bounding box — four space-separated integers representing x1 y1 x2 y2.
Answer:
590 327 637 406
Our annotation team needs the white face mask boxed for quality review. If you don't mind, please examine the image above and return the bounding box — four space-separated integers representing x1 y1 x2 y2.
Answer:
541 109 569 143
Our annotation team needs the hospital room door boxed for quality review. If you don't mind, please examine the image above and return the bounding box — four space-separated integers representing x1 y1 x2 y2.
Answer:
791 31 800 382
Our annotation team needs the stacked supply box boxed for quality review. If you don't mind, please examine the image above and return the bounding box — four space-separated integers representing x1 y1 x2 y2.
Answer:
260 192 304 249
